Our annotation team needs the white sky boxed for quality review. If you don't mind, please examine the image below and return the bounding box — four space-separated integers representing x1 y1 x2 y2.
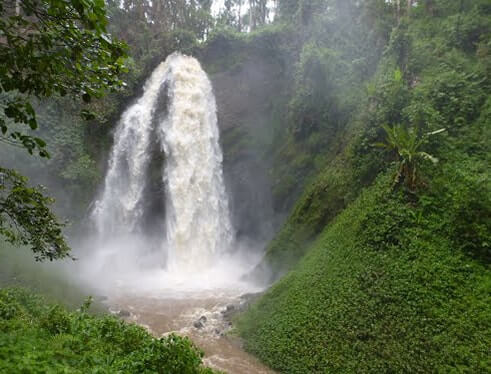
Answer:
211 0 225 15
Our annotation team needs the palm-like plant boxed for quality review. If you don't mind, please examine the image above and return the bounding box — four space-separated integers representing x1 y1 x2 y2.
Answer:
376 124 443 190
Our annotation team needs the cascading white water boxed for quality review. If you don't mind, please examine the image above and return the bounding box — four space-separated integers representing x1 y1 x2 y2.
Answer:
160 54 233 272
92 62 169 235
92 52 233 273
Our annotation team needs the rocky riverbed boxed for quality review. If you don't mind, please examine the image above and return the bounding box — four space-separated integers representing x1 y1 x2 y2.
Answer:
106 290 273 374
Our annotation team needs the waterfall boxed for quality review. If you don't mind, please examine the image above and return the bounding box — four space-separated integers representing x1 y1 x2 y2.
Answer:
160 54 233 272
92 63 169 235
92 53 233 272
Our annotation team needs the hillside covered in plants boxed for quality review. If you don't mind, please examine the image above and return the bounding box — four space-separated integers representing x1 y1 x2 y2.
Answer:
233 1 491 372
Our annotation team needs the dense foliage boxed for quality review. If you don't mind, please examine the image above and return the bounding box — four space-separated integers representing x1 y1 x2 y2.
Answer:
0 288 215 373
238 172 490 372
243 0 490 279
0 168 70 261
0 0 128 259
0 0 127 156
236 0 491 371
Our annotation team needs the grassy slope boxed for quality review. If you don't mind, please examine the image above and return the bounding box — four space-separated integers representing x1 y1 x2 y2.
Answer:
237 5 491 372
0 288 215 373
237 171 490 372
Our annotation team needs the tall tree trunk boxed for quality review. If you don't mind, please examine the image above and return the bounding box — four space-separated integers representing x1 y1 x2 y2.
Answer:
153 0 162 28
238 0 242 32
456 0 464 44
425 0 435 16
137 0 145 21
407 0 412 16
396 0 401 24
261 0 267 24
249 0 255 31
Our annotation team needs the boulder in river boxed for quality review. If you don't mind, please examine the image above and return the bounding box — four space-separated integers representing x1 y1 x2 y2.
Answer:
118 310 131 318
221 304 237 319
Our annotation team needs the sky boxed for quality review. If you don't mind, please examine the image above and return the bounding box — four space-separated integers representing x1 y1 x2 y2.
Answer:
211 0 226 16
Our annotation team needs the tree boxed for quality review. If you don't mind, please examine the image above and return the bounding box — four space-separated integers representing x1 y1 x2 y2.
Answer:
376 124 444 190
0 168 71 261
407 0 413 15
215 0 245 32
425 0 435 16
248 0 268 31
0 0 127 260
0 0 127 156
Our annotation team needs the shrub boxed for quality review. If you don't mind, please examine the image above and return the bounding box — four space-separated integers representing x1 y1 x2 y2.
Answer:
0 288 216 373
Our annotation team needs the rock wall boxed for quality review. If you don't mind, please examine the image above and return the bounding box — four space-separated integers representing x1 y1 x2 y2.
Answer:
210 57 284 245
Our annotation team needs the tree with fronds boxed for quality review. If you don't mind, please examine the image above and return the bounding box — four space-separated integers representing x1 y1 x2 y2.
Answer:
376 124 444 190
0 0 127 260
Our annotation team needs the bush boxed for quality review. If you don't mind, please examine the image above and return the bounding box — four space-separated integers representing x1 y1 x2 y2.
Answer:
0 288 216 373
40 305 71 335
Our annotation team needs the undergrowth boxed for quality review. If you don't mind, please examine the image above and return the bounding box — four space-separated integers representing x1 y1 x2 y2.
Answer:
0 288 216 373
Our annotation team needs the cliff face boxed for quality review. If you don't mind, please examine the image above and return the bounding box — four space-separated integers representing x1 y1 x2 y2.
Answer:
209 57 285 245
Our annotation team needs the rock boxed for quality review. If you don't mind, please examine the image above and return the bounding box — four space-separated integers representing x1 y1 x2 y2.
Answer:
240 292 263 304
213 58 278 243
214 328 221 335
193 315 207 329
221 304 237 319
118 310 131 317
221 304 235 314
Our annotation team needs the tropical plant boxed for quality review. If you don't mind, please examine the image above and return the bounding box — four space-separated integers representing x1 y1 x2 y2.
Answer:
375 124 443 189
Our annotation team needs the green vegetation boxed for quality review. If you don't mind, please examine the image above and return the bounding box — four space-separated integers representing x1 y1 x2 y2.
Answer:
0 0 127 157
244 0 490 278
0 169 70 261
375 123 441 190
1 0 490 372
0 288 215 373
0 0 128 259
237 171 490 372
236 0 491 372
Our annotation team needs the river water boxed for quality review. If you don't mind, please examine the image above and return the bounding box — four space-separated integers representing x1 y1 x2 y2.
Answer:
106 290 275 374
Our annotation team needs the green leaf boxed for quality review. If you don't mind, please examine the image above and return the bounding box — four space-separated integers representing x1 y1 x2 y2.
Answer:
81 109 96 121
28 118 38 130
34 137 46 148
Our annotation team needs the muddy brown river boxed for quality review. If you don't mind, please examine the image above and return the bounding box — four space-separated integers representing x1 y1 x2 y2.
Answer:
106 290 275 374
